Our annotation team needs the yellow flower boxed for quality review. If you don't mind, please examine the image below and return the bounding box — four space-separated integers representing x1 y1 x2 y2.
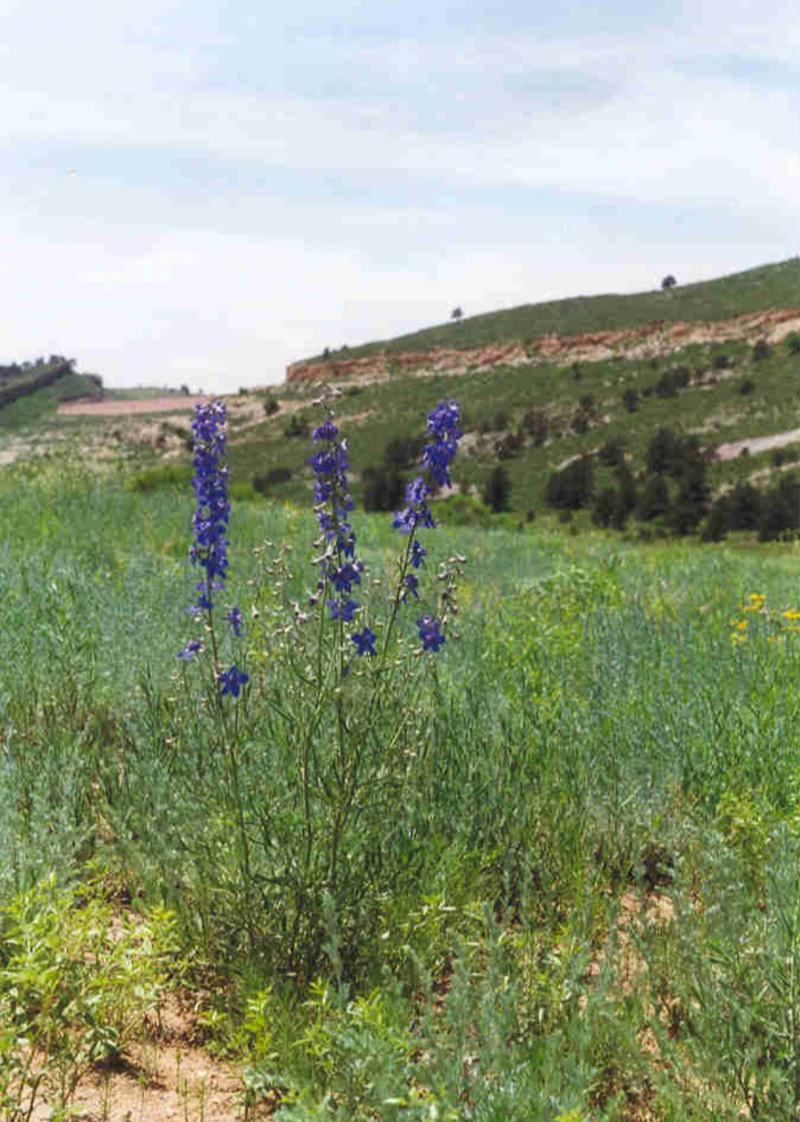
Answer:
783 610 800 621
749 593 766 602
731 620 748 631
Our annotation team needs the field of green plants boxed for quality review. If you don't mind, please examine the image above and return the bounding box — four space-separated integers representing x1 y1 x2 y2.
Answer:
4 400 800 1119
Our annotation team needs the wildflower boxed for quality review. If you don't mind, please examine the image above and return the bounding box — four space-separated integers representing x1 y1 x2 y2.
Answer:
351 627 377 657
219 665 249 698
410 540 427 569
225 606 243 636
417 614 446 652
401 573 420 601
783 610 800 621
178 639 202 661
309 413 363 617
188 400 230 615
329 561 363 595
329 597 358 622
392 400 461 534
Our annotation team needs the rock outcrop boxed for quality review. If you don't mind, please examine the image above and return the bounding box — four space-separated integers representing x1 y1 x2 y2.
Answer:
286 307 800 386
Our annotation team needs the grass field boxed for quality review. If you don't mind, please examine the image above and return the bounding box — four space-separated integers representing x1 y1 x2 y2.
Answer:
4 411 800 1118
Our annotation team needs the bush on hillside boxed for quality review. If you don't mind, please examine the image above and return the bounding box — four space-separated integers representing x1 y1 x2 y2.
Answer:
622 388 639 413
253 466 293 494
545 456 594 511
483 465 512 513
362 463 405 512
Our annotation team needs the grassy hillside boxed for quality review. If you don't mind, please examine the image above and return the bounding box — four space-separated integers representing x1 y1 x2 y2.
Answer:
0 360 101 430
304 256 800 362
226 328 800 528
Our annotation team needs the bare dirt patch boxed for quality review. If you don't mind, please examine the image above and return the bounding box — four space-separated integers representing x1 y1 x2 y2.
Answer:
715 427 800 461
58 396 210 417
30 994 271 1122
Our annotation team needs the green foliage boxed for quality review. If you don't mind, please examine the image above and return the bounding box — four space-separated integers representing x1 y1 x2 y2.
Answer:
0 876 174 1120
483 464 512 512
7 465 800 1116
126 462 193 492
545 456 595 511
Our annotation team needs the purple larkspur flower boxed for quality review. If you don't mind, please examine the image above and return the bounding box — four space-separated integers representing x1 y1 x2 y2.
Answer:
417 615 446 652
351 627 377 657
178 639 202 661
392 400 461 535
402 573 420 601
225 606 243 637
188 400 231 614
309 414 365 617
329 597 358 622
219 664 249 698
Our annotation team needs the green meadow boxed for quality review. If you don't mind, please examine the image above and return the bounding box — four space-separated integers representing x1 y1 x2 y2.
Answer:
3 450 800 1119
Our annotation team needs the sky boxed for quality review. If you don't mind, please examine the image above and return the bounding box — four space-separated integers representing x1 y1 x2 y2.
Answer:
2 0 798 391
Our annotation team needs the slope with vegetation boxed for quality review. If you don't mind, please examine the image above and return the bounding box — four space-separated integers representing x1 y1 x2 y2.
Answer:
294 256 799 369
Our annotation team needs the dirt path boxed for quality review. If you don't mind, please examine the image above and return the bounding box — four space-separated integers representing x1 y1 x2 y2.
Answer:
58 396 209 417
715 428 800 461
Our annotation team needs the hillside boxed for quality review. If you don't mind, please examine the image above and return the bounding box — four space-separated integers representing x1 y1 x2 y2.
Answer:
293 256 799 372
0 358 102 431
222 259 800 540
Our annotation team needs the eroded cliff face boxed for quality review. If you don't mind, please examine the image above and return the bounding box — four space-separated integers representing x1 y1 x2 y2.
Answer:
286 306 800 385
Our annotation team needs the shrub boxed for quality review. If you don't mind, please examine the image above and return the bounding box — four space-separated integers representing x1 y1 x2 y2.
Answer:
362 463 405 512
545 456 594 511
591 487 617 528
598 438 626 467
284 413 310 438
713 353 732 370
434 493 494 527
701 498 730 541
0 878 174 1121
738 377 756 395
253 466 293 494
262 395 280 416
483 465 512 513
636 475 670 522
622 388 639 413
727 482 762 530
752 338 772 362
126 463 193 492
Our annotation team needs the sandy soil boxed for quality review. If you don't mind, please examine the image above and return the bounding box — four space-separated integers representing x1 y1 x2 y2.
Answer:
30 994 272 1122
715 427 800 461
58 396 210 417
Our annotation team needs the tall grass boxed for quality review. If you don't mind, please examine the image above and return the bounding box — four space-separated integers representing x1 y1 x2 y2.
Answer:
3 457 800 1117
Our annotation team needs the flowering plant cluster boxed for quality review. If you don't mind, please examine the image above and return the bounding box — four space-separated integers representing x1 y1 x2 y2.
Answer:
391 399 462 654
173 391 465 968
308 415 376 655
178 400 248 697
306 396 462 658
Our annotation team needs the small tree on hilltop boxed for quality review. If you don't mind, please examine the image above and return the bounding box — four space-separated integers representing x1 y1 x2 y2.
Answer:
661 275 677 291
450 307 463 322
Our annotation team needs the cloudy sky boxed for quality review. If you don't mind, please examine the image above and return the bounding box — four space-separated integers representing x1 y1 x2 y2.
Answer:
2 0 798 390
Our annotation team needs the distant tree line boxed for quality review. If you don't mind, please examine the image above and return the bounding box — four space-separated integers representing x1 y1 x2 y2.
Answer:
0 358 74 410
